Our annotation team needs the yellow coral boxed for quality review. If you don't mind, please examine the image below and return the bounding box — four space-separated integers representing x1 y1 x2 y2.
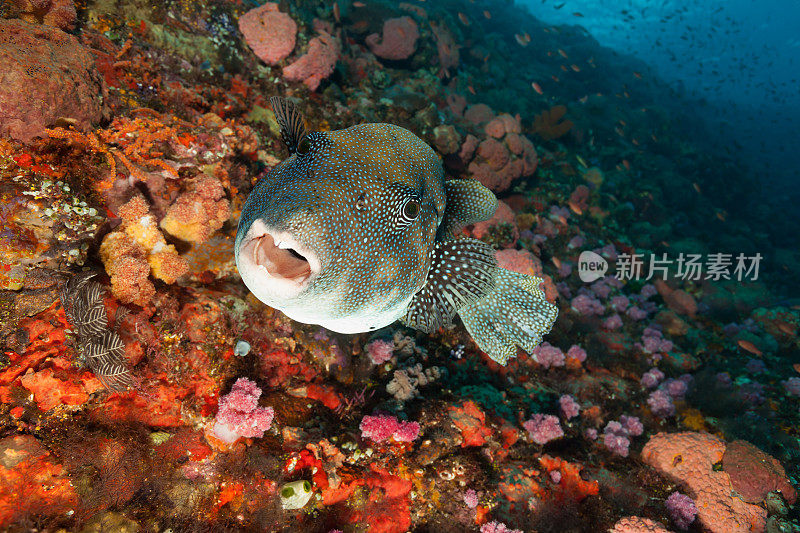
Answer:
516 212 535 232
99 195 188 304
149 247 187 284
681 408 708 432
124 213 163 251
99 231 155 306
159 176 230 243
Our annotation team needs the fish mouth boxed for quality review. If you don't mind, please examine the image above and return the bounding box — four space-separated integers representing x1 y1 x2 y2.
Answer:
238 220 321 299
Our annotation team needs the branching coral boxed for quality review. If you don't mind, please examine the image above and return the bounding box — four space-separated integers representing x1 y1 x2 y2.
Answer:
97 112 184 181
45 110 189 195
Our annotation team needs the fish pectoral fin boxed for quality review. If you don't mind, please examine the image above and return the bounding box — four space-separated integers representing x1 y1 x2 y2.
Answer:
437 179 498 241
458 269 558 365
401 238 497 333
270 96 308 155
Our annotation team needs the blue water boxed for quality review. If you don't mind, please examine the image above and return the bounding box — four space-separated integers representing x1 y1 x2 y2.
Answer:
520 0 800 198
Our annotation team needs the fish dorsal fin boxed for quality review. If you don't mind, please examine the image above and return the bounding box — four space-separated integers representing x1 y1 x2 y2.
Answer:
437 179 498 240
401 238 497 333
270 96 309 155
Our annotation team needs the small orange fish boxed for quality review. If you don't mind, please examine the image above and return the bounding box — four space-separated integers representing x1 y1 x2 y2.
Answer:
716 211 727 222
333 2 340 22
619 120 627 126
353 1 366 6
571 64 581 72
483 10 491 19
622 159 631 171
531 81 543 95
467 85 476 95
552 257 562 269
578 95 588 103
615 126 625 137
632 138 639 146
551 75 560 82
568 201 583 215
623 91 630 98
776 321 796 336
524 32 531 42
573 12 584 17
558 48 568 58
458 12 470 25
793 363 800 373
692 182 702 193
737 339 762 356
633 71 642 79
515 33 528 46
560 65 568 72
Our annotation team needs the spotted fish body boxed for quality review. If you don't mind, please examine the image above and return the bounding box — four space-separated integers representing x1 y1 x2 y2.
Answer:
235 97 557 364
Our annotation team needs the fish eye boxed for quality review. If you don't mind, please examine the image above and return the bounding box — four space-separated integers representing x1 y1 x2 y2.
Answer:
356 193 368 211
297 137 311 155
402 199 420 220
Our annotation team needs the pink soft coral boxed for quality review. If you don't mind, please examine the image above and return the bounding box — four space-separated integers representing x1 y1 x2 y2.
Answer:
359 414 420 443
480 521 522 533
523 414 563 445
213 378 274 443
366 339 394 365
532 342 565 368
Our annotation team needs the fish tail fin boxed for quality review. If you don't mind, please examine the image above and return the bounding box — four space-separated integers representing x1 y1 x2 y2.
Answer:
458 268 558 365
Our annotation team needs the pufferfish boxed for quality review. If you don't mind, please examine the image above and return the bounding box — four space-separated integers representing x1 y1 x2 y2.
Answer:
235 97 557 364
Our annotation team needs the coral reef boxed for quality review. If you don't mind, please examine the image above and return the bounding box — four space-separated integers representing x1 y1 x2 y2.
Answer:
0 0 797 531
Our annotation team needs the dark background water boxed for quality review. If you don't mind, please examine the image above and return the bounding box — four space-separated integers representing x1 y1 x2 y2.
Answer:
519 0 800 199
